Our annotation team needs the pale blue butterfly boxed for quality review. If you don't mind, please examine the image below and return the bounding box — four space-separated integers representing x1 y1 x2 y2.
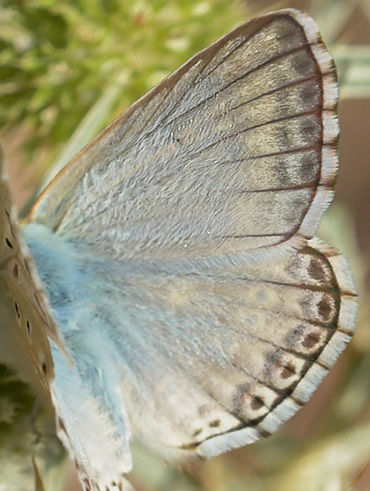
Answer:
0 8 357 491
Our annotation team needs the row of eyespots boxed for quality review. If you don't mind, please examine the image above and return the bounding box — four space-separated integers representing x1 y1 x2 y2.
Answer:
6 229 49 380
13 300 48 377
81 476 123 491
4 225 50 380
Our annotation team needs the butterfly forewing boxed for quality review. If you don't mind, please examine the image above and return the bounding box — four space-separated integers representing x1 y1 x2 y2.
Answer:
29 9 338 262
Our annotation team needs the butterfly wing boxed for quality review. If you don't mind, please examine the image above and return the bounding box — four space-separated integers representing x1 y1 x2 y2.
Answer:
28 9 338 262
0 149 70 489
0 147 56 391
99 237 356 458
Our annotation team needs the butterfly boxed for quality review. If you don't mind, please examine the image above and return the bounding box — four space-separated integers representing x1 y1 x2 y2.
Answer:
0 8 357 491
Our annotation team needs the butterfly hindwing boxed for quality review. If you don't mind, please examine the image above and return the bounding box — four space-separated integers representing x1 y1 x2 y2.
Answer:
90 238 355 459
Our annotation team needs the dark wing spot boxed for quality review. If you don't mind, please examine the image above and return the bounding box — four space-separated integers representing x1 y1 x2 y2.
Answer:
209 419 221 428
192 428 203 437
275 158 290 186
251 396 265 410
41 362 47 377
301 81 320 106
308 257 326 282
281 361 296 379
303 331 321 348
301 118 320 140
14 302 20 319
266 350 298 380
294 49 315 76
318 296 333 320
12 263 19 279
5 237 13 249
300 151 320 181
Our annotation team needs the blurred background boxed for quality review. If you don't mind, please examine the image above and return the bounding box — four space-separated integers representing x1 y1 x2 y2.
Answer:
0 0 369 490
